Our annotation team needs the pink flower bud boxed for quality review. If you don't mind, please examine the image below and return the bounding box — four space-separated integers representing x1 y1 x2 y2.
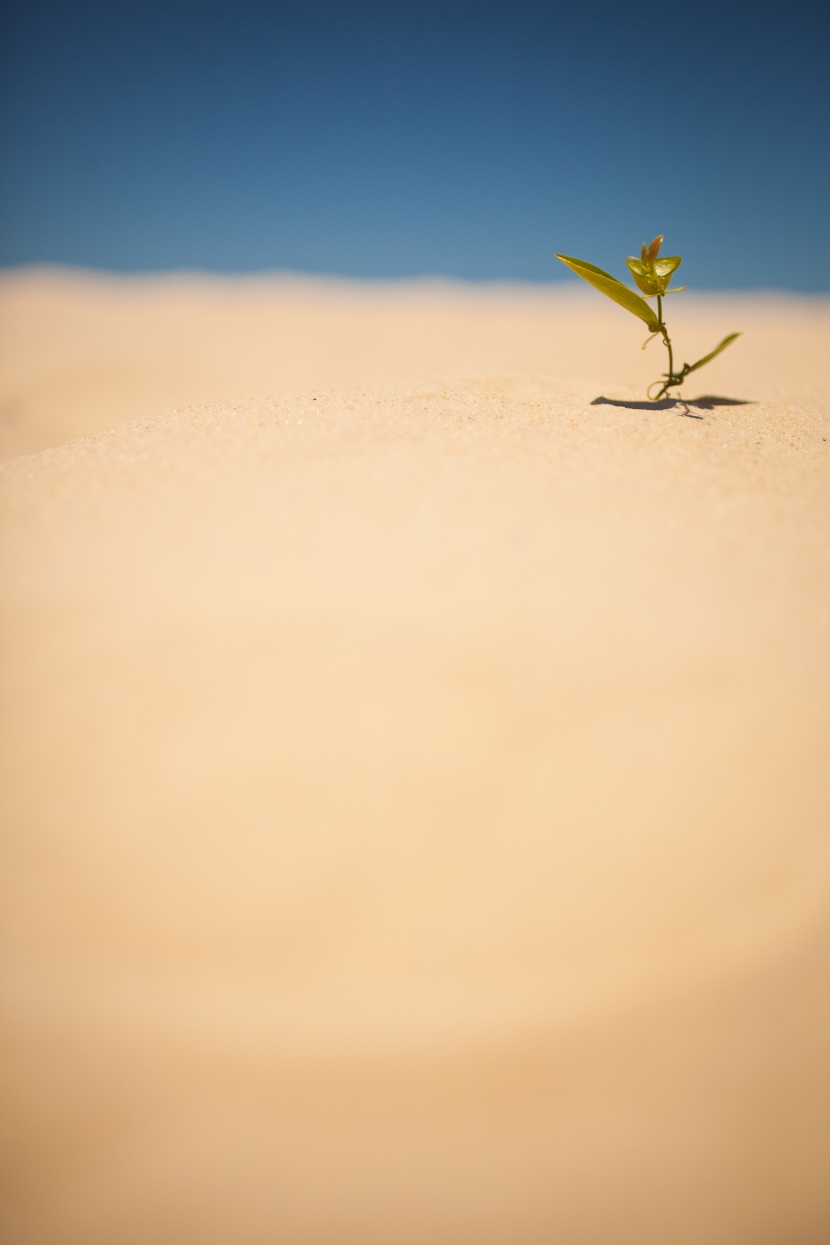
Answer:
646 235 663 263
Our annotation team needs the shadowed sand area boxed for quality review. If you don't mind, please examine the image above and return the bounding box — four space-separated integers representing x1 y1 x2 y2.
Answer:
1 271 830 1244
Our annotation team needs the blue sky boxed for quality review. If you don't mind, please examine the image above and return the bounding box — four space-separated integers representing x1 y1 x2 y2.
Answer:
1 0 828 289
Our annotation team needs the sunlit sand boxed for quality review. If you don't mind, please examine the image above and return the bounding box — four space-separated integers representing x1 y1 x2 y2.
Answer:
2 269 829 1244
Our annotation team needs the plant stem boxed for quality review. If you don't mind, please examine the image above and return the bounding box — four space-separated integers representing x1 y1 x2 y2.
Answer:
657 295 674 379
649 293 681 401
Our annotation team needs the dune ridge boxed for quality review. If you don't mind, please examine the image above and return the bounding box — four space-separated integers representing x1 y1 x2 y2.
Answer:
2 266 829 461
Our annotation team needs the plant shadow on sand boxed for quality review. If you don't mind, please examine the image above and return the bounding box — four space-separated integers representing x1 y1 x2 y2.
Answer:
592 395 753 421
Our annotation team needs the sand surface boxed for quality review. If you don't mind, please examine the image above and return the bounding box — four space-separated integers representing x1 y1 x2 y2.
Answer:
2 270 830 1244
3 266 830 461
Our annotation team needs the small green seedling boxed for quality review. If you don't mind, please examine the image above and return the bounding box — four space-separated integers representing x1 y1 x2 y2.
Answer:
555 237 740 401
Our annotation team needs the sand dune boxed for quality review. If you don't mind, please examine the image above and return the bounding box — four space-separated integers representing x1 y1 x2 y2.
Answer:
2 266 829 460
1 272 830 1243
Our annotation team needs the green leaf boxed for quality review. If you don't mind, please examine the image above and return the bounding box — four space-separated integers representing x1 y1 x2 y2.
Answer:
626 254 683 296
626 257 660 295
555 254 660 330
653 256 682 280
684 332 741 375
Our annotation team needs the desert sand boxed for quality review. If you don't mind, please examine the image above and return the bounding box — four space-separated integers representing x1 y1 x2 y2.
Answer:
1 269 830 1244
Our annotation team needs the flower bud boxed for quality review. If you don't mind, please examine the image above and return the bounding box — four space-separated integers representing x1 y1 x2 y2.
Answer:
646 235 663 263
